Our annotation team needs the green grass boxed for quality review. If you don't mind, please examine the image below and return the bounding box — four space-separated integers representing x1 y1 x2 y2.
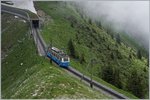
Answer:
1 13 111 99
5 58 110 99
35 1 148 99
1 13 29 51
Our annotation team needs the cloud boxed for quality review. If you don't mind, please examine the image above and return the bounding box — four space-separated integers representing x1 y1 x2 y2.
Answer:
11 0 37 14
75 1 149 50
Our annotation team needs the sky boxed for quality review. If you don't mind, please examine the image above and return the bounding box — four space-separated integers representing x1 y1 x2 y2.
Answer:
75 1 149 50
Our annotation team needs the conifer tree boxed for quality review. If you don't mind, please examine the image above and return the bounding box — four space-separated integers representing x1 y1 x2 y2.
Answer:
137 50 142 59
116 33 121 44
127 69 146 98
68 39 75 58
80 53 86 64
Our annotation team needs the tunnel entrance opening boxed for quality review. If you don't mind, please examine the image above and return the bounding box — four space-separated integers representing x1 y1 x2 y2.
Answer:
32 20 39 28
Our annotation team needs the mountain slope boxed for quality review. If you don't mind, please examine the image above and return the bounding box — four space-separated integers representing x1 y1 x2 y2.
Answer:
1 12 110 99
35 1 148 99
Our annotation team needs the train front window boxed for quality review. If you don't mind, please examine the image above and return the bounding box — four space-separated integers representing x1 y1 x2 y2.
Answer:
64 57 68 61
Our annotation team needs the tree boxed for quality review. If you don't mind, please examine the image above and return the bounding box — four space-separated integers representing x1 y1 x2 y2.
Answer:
107 45 110 50
129 54 133 60
96 21 102 29
137 50 142 59
110 33 114 39
80 53 86 64
110 52 115 59
147 58 149 67
98 21 102 28
89 18 92 24
113 66 122 89
127 69 147 98
116 50 122 59
116 33 121 44
76 34 80 44
101 65 114 84
101 64 122 89
68 39 75 58
71 22 74 28
129 54 132 59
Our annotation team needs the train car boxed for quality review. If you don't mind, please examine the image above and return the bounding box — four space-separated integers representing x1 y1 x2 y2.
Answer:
47 47 70 68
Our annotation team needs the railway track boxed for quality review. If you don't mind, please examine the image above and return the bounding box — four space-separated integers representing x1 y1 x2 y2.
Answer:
2 4 128 99
32 28 46 56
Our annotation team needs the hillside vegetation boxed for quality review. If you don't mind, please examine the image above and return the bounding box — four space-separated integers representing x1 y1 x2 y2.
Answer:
35 1 149 99
1 12 110 99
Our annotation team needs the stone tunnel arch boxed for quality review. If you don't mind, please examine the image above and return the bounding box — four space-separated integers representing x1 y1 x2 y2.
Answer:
32 19 39 28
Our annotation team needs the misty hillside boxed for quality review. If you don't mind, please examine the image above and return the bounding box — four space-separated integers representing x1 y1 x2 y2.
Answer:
75 1 149 51
35 1 148 99
1 12 110 99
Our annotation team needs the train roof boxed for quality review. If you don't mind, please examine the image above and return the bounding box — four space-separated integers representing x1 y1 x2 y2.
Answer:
52 47 60 52
51 47 68 57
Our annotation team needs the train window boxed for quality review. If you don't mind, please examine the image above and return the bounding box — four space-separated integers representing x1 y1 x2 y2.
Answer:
58 56 61 61
64 57 68 61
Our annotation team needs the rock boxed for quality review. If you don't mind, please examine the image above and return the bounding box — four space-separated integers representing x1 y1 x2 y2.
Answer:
15 16 19 18
20 63 23 66
32 93 37 97
17 40 22 43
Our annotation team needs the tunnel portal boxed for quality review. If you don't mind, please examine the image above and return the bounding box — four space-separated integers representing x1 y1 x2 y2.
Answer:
32 19 39 28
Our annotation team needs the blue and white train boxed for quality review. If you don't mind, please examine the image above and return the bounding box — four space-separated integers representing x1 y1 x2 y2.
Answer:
47 47 70 68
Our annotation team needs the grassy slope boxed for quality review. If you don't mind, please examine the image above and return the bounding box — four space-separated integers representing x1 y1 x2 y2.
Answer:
1 13 110 99
35 1 148 99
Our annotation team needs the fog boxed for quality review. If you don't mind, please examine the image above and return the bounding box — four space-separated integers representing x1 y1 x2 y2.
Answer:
11 0 37 14
75 1 149 50
7 0 149 50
